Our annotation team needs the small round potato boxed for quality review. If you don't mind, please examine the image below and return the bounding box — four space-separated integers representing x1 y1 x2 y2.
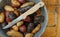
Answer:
19 25 26 33
0 13 5 23
24 16 31 22
32 24 41 34
4 5 14 11
12 25 18 31
17 21 24 27
25 33 33 37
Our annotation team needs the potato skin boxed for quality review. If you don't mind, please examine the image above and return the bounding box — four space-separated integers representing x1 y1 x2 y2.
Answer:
17 21 24 27
7 30 23 37
0 13 5 23
18 0 26 3
25 33 33 37
4 5 14 11
21 2 34 8
24 16 31 22
5 11 11 23
11 0 21 7
12 25 18 31
18 6 32 13
32 24 41 34
19 25 26 33
8 12 17 21
27 23 36 33
14 8 20 16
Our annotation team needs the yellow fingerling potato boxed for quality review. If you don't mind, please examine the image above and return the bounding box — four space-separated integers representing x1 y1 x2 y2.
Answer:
0 13 5 23
4 5 14 11
21 2 34 8
17 21 24 27
32 24 41 34
12 25 18 31
11 0 21 7
7 30 23 37
25 33 33 37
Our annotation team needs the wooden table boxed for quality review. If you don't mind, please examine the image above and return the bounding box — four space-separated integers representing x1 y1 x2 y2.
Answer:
41 0 60 37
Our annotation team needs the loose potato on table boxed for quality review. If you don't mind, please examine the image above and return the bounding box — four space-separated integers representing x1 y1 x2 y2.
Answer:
0 12 5 23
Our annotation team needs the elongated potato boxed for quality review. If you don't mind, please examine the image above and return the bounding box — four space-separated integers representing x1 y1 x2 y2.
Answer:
18 6 32 13
0 13 5 23
32 24 41 34
7 30 23 37
14 8 20 16
11 0 20 7
21 2 34 8
4 5 14 11
17 21 24 27
25 33 33 37
36 9 41 16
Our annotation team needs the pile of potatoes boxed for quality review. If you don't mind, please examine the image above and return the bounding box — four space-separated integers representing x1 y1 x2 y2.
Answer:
0 0 44 37
7 23 41 37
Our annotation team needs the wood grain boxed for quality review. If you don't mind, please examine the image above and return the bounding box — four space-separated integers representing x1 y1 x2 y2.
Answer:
46 6 56 11
47 10 55 26
58 0 60 5
56 7 60 37
43 0 57 5
41 0 57 37
41 27 56 37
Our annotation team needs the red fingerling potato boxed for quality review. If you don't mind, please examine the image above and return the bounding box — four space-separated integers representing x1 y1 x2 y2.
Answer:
24 16 31 22
18 0 26 3
6 17 11 23
5 11 9 17
5 12 11 23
